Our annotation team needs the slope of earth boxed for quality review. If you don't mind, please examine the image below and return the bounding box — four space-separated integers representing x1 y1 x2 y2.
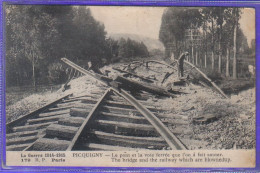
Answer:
6 76 103 123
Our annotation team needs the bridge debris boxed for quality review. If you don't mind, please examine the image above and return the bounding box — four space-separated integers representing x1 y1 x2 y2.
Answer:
115 76 180 97
112 67 154 83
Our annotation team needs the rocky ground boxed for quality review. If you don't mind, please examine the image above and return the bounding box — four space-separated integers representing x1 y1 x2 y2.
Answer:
6 61 256 150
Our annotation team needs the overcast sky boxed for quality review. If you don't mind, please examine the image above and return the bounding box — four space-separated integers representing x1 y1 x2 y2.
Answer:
89 6 255 46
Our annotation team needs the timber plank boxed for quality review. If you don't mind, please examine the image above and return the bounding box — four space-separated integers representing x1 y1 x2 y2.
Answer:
109 95 148 105
13 122 57 132
6 130 39 139
7 143 31 151
93 131 166 148
70 108 91 118
96 120 154 131
105 100 161 111
102 106 140 115
99 112 148 124
61 97 97 104
7 135 40 145
46 124 78 139
39 110 70 117
58 117 85 127
30 138 70 151
56 101 83 108
27 114 70 124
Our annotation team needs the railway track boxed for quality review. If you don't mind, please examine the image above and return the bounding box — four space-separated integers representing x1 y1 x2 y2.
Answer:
6 59 189 151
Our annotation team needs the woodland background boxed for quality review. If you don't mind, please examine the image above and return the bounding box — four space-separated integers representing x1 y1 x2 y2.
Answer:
5 6 255 90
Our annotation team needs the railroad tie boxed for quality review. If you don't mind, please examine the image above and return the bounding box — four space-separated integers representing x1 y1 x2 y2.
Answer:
45 124 79 140
7 143 32 151
70 108 90 118
93 131 167 149
27 114 70 125
29 138 71 151
6 130 39 139
39 110 70 117
58 117 85 127
13 122 57 132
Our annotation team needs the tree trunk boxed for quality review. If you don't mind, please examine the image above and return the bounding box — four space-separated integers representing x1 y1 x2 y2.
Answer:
195 51 198 66
233 9 238 79
211 51 214 70
226 48 230 77
218 54 222 73
192 46 194 64
191 28 194 64
211 19 214 70
218 10 223 73
204 53 207 68
32 56 36 91
203 22 207 69
218 26 222 73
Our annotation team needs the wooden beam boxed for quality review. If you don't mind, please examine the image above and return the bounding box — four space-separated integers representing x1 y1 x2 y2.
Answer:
13 122 57 132
99 112 148 124
70 108 91 118
112 67 154 83
145 60 178 71
7 143 31 151
109 95 149 105
96 120 154 131
27 114 70 124
105 100 163 112
102 105 140 115
7 135 39 145
93 131 167 148
115 76 177 97
58 117 85 127
39 110 70 117
6 130 39 139
29 138 70 151
46 124 78 140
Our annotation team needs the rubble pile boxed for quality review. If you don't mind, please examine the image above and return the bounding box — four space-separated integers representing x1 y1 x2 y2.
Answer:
104 62 255 150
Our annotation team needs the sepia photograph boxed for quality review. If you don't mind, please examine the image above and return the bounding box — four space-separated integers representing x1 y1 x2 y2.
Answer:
4 5 256 167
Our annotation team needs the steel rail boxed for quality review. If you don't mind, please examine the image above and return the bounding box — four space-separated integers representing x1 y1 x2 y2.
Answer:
66 88 111 151
61 58 187 150
183 60 229 99
111 88 187 150
61 58 112 86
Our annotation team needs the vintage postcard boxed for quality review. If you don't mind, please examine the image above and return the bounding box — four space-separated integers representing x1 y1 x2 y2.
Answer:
3 5 256 169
